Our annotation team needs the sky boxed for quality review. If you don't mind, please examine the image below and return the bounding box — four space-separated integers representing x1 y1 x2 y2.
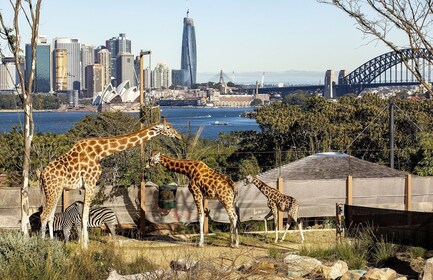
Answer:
4 0 407 84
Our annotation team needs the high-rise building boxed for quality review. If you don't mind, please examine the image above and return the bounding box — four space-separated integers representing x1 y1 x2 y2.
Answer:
97 49 111 87
106 33 131 86
116 52 135 87
81 44 95 92
181 12 197 87
86 64 104 99
0 57 17 92
53 49 67 91
153 63 172 89
25 36 51 93
53 38 81 90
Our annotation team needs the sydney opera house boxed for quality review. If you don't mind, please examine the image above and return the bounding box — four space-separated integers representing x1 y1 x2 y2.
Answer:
92 80 139 106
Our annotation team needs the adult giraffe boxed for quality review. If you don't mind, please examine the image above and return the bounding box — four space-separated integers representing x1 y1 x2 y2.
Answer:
146 150 239 247
40 117 181 249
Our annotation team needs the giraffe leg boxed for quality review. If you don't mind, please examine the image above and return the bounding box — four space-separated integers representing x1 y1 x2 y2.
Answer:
193 193 205 247
297 218 304 243
226 208 239 248
273 210 278 243
40 188 62 239
81 186 94 250
281 215 293 242
263 211 273 239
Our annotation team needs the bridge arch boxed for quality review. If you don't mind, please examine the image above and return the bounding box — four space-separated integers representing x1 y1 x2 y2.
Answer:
340 48 433 95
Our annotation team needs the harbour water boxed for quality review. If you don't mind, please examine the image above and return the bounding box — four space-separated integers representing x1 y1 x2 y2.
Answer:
0 107 260 140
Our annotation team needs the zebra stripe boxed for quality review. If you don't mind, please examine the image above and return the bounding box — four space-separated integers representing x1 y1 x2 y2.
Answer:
53 201 118 242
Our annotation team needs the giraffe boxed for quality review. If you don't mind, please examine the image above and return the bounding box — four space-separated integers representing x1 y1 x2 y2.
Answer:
40 117 181 249
244 175 304 243
146 150 239 247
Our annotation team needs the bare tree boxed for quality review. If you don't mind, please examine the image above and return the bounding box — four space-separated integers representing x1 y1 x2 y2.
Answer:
319 0 433 97
0 0 42 235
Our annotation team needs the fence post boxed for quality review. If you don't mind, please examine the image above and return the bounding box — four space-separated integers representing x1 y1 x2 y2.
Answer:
277 177 284 231
204 199 209 234
140 182 146 234
346 175 353 205
62 190 69 212
405 174 412 211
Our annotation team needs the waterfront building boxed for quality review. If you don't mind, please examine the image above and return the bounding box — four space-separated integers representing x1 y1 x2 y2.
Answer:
153 63 172 89
86 64 104 99
172 69 188 88
25 36 51 93
53 38 81 91
116 52 136 87
97 49 111 87
180 12 197 88
53 49 67 91
106 33 131 86
81 44 95 92
0 57 17 93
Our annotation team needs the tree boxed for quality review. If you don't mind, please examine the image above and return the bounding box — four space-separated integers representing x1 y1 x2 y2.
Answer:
0 0 42 235
319 0 433 98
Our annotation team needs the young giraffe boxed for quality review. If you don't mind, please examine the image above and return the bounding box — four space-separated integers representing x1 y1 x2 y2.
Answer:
146 150 239 247
244 175 304 243
40 117 181 249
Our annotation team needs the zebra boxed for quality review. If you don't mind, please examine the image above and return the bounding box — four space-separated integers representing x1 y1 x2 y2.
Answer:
53 201 119 242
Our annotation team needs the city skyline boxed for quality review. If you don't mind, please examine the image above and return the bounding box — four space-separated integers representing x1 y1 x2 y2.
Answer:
5 1 407 84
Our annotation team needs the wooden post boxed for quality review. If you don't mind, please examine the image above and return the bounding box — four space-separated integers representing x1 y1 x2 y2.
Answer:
405 174 412 211
62 190 69 212
204 199 209 234
140 182 146 234
346 175 353 205
277 177 284 231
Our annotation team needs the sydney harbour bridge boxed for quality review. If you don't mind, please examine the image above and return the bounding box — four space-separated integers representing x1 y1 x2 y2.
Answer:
249 48 433 98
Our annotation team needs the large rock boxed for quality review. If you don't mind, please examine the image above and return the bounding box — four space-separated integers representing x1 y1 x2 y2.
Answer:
341 270 367 280
362 268 396 280
106 268 186 280
284 254 322 277
420 258 433 280
322 260 349 279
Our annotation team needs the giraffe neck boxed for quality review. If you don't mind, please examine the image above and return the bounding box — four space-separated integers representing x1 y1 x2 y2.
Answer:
94 125 160 159
252 177 275 198
159 154 198 177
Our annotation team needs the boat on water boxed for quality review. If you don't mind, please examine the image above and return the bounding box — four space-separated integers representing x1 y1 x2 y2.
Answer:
211 121 229 126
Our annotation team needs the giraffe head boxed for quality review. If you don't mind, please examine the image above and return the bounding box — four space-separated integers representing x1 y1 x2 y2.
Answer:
151 117 182 140
145 150 161 168
244 175 254 185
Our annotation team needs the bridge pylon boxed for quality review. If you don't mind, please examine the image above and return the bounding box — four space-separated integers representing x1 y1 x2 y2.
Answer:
324 70 336 99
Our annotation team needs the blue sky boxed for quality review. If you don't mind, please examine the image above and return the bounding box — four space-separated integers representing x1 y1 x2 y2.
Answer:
10 0 406 84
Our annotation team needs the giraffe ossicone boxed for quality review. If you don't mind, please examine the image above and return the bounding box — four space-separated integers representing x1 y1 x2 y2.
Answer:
40 118 181 250
147 150 239 247
244 175 304 243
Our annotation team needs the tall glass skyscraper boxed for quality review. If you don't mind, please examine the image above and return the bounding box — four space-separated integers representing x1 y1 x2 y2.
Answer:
53 38 81 91
106 33 131 86
25 36 51 93
181 13 197 88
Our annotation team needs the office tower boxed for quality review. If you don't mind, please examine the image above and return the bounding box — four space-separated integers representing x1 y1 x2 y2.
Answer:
106 33 131 86
0 57 17 92
53 49 67 91
53 38 80 91
181 12 197 87
81 44 95 92
116 52 135 87
172 69 187 88
94 45 106 63
86 64 104 99
25 36 51 93
97 49 111 87
153 63 172 89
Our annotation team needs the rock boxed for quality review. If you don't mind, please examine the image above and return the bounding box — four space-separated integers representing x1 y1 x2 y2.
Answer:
362 268 397 280
284 254 322 277
170 259 199 271
420 257 433 280
322 260 349 279
341 270 367 280
106 268 186 280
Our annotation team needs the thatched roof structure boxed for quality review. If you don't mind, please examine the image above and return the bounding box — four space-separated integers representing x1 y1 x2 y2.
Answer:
259 152 408 181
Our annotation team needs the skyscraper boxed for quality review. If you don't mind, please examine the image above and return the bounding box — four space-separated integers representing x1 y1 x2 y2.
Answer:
25 36 51 93
181 11 197 88
81 44 95 92
53 49 67 91
97 49 111 88
53 38 81 90
106 33 131 86
0 57 17 92
86 64 104 99
153 63 172 89
116 52 135 87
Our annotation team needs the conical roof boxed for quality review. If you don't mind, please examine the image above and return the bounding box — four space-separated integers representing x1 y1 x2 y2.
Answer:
259 152 408 181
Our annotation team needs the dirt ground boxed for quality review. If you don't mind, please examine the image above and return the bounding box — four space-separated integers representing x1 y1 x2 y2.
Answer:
110 229 335 270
